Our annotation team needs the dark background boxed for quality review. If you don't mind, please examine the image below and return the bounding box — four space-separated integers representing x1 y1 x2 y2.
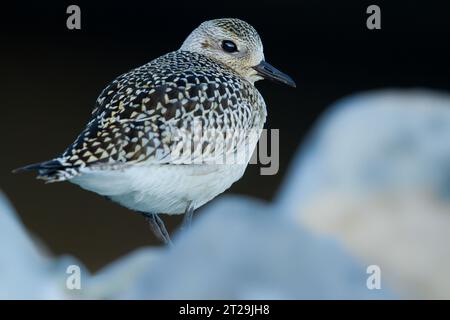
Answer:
1 1 449 271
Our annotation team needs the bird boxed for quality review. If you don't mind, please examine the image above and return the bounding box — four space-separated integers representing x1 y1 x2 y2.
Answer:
14 18 296 245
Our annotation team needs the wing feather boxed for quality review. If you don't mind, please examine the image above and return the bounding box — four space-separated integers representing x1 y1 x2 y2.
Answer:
61 51 266 171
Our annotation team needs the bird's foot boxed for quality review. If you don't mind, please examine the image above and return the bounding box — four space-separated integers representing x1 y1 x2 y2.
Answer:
142 213 173 246
181 200 195 230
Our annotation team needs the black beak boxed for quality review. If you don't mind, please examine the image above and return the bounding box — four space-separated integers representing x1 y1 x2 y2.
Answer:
253 60 296 88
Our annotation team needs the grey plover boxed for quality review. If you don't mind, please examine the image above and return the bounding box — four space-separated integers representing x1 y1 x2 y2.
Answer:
15 18 296 244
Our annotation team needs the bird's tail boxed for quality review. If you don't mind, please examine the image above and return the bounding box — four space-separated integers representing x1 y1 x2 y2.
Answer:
13 159 79 183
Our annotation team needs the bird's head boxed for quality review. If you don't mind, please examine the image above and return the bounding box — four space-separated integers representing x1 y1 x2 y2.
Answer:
180 18 296 87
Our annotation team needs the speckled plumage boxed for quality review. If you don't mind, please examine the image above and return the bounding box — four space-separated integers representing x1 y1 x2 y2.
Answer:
16 18 295 242
53 50 266 181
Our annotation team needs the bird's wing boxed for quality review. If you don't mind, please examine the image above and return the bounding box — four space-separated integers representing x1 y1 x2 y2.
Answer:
59 54 265 171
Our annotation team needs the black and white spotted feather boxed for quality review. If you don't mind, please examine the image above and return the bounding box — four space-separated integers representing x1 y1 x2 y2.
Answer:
17 50 266 182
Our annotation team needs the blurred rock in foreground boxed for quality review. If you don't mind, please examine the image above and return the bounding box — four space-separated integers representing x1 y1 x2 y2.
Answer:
0 192 87 299
278 89 450 299
115 197 386 299
0 191 387 299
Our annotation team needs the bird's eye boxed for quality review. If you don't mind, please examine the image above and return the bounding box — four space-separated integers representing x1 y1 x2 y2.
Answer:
221 40 238 53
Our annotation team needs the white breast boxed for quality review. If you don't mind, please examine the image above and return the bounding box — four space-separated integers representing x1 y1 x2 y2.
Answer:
71 162 248 214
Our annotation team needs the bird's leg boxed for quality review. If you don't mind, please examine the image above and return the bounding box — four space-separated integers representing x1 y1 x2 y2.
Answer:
181 200 195 229
142 213 173 246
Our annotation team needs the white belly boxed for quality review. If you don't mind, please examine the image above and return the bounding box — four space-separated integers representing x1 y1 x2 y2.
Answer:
70 108 265 215
70 163 248 214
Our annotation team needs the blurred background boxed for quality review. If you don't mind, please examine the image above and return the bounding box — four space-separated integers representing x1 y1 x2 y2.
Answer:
1 0 449 273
